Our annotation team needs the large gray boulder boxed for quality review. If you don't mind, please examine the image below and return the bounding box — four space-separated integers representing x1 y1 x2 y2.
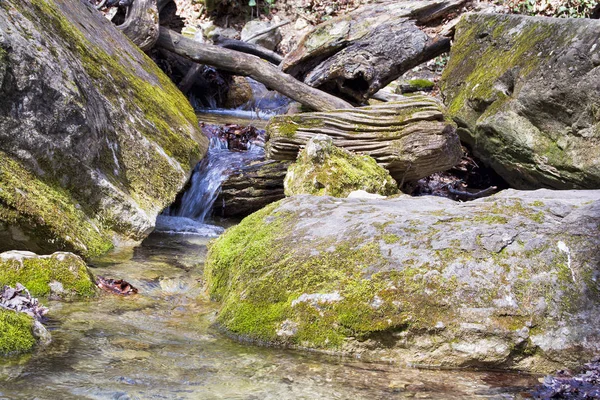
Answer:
441 13 600 190
0 0 208 257
206 189 600 373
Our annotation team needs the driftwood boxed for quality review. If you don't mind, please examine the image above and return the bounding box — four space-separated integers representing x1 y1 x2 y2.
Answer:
117 0 159 51
282 0 466 104
214 160 290 218
212 35 283 65
156 27 352 111
265 95 462 182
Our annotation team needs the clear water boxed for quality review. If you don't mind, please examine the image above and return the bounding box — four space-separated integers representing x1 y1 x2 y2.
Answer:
0 232 540 399
162 136 264 224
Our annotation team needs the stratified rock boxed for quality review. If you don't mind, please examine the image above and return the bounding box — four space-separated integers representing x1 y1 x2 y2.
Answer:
213 160 290 219
284 135 398 197
0 251 96 299
266 96 462 182
241 20 283 51
441 13 600 190
205 189 600 373
0 0 207 257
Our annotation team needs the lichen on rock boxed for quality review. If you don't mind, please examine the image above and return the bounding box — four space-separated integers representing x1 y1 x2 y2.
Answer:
205 189 600 373
284 135 398 197
440 13 600 190
0 0 208 257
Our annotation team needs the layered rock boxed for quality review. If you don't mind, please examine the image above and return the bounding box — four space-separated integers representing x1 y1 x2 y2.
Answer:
266 96 462 182
0 0 207 257
284 135 398 197
213 160 290 219
441 13 600 190
205 189 600 372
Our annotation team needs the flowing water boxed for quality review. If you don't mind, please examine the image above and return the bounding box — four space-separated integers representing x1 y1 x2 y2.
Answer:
0 232 540 399
0 112 541 398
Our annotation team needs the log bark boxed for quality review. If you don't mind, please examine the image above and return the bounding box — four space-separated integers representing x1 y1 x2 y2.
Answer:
212 35 283 65
117 0 159 51
265 95 462 182
282 0 466 104
214 160 290 218
157 27 353 111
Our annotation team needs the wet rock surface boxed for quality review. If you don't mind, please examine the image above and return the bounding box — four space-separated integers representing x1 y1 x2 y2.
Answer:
441 13 600 190
205 189 600 373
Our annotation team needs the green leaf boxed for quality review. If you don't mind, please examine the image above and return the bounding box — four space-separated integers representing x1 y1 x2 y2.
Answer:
248 0 256 6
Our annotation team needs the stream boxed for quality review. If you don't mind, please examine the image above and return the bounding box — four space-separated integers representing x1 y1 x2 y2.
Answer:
0 111 541 399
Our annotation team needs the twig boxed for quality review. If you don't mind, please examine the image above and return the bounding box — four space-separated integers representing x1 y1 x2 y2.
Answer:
448 185 497 200
244 20 291 43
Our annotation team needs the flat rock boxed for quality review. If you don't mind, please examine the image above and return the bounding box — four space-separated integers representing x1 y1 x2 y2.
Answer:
205 189 600 372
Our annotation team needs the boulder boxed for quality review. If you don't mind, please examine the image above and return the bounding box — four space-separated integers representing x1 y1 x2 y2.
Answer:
213 160 290 219
266 96 462 182
205 189 600 372
0 0 208 257
0 251 96 299
241 20 283 51
284 135 398 197
441 13 600 190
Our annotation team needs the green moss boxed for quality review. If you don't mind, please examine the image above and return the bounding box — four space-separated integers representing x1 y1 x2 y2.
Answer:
205 201 461 349
0 310 36 355
284 143 398 198
0 152 113 258
473 214 509 224
381 234 400 244
408 79 435 90
0 253 96 297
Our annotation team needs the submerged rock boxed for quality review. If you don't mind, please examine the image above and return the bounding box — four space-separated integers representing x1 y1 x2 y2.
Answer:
441 13 600 190
205 189 600 373
0 251 96 299
0 0 207 257
284 135 398 197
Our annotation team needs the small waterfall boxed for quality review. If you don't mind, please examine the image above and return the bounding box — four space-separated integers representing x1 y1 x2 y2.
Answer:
156 133 264 237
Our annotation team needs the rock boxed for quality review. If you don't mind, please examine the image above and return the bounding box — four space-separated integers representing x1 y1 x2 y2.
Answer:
32 320 52 346
0 309 37 356
205 189 600 373
0 251 96 299
224 76 254 109
440 13 600 190
241 20 282 51
213 160 290 219
284 135 398 197
0 0 207 258
266 96 462 182
347 190 386 199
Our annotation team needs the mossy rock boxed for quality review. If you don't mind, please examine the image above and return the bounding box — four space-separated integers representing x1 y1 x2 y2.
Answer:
205 189 600 373
0 0 208 257
0 251 96 298
0 309 36 356
440 13 600 190
284 135 398 197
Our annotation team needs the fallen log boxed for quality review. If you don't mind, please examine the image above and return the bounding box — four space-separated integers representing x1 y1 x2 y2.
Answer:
157 27 352 111
212 34 283 65
282 0 466 104
117 0 159 51
265 95 462 182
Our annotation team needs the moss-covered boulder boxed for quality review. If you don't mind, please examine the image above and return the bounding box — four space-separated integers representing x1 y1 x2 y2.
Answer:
0 0 208 258
0 251 96 298
284 135 398 197
441 13 600 190
0 309 37 356
205 189 600 373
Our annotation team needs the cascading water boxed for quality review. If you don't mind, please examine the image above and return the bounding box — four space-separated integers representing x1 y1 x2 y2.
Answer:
155 132 264 237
